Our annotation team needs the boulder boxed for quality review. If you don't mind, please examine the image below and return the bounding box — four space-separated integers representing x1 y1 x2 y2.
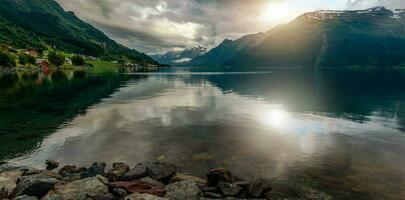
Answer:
0 171 23 183
99 193 121 200
45 160 59 171
206 168 231 187
58 166 78 177
107 162 129 181
204 192 222 198
139 177 165 188
0 177 16 198
218 181 241 197
170 173 206 185
42 175 109 200
165 180 201 200
80 162 106 179
13 195 38 200
112 187 127 198
298 187 332 200
146 162 177 182
125 192 167 200
122 163 147 181
247 179 266 197
0 164 29 174
13 176 57 198
108 181 166 197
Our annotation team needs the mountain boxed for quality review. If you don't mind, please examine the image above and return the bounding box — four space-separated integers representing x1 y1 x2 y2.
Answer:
190 7 405 69
189 32 268 67
151 46 207 66
0 0 158 65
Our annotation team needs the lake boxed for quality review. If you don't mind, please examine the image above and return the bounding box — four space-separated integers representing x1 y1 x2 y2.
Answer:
1 67 404 199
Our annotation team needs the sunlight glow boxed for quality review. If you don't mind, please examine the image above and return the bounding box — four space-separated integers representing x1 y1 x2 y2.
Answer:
263 108 290 128
260 2 290 24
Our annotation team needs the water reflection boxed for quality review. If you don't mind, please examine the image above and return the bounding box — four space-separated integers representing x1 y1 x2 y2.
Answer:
1 69 405 199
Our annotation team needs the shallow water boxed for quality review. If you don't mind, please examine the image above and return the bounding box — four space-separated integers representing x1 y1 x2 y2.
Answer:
1 68 405 199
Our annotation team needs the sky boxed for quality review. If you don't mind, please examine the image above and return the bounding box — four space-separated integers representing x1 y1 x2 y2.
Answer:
55 0 405 54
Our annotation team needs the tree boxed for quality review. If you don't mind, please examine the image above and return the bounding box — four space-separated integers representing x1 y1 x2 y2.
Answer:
18 53 36 65
0 51 16 68
48 51 65 67
71 55 85 66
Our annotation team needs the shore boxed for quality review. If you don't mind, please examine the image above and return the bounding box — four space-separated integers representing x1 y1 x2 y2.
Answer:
0 161 333 200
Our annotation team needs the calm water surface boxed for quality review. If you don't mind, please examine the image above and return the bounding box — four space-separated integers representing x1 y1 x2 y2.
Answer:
1 67 405 199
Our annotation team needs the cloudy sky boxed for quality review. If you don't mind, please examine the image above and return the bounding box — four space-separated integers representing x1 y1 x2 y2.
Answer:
56 0 405 54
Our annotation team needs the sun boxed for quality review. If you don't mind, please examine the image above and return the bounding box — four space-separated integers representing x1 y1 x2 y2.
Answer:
260 2 290 24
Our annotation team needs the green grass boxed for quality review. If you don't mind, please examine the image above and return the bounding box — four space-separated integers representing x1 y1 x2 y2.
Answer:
87 60 119 68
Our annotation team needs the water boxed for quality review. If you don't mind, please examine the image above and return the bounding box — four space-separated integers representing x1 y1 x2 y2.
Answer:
1 67 405 199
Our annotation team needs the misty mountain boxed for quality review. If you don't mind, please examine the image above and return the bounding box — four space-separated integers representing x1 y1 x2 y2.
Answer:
151 46 207 66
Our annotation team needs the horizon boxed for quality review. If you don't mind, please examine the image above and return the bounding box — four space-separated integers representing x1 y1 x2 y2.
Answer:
55 0 405 54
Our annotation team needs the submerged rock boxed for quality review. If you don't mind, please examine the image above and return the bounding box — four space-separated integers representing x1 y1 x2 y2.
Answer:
0 177 16 198
42 175 109 200
146 162 177 182
170 173 206 185
125 192 168 200
45 160 59 171
165 180 201 200
122 163 147 181
206 168 232 187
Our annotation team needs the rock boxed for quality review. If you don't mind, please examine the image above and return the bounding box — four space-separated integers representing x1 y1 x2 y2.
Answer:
206 168 231 187
218 181 241 197
108 181 166 197
139 177 165 188
80 162 106 179
45 160 59 171
42 175 109 200
112 187 127 198
264 191 300 200
199 185 218 193
204 192 222 198
0 177 16 198
13 176 57 198
247 179 266 197
107 162 129 181
146 162 177 182
37 171 63 180
233 181 249 188
170 173 206 185
13 195 38 200
0 171 23 183
58 165 78 177
298 187 332 200
125 192 167 200
99 193 120 200
0 163 28 173
165 180 201 200
122 163 147 181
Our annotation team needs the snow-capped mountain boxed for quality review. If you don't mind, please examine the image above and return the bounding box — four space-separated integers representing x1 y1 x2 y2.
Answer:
151 46 207 66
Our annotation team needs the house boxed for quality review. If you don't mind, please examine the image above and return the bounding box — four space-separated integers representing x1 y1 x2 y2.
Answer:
65 57 72 65
36 59 50 68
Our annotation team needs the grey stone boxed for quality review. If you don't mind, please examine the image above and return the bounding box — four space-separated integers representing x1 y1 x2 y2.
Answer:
0 177 16 198
42 175 109 200
80 162 106 179
218 181 241 197
125 192 167 200
122 163 147 181
146 162 177 182
45 160 59 171
112 187 127 198
204 192 222 198
13 195 38 200
165 180 201 200
139 176 165 188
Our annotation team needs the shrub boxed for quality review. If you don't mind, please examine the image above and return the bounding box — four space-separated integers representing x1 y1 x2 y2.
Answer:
18 53 36 65
0 51 16 68
48 51 65 67
71 55 85 66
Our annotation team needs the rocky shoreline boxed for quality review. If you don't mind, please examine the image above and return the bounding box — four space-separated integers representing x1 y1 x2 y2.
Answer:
0 161 332 200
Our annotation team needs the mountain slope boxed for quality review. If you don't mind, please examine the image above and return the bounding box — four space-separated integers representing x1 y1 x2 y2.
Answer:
189 32 268 67
152 46 207 66
0 0 158 65
225 7 405 68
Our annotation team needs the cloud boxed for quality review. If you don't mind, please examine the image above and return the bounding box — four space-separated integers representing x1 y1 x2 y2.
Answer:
55 0 405 54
